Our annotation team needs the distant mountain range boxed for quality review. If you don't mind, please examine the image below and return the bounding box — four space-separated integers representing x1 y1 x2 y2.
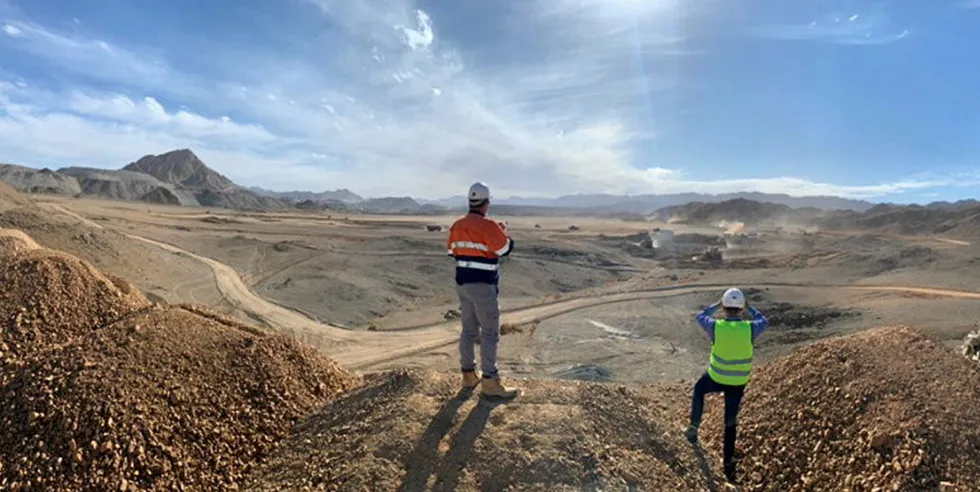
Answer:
420 192 875 213
249 187 364 204
0 149 287 210
1 148 973 218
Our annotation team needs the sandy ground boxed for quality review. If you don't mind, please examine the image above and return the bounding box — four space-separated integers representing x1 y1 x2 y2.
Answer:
27 195 980 384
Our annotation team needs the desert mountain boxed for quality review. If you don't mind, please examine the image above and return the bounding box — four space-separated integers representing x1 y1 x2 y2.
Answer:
123 150 286 210
421 191 875 213
58 167 200 206
0 163 82 196
123 149 236 191
657 198 823 226
360 196 422 213
0 150 287 210
818 202 980 238
249 186 364 204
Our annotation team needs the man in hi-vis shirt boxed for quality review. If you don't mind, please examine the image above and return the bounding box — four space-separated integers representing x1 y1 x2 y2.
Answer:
447 182 519 400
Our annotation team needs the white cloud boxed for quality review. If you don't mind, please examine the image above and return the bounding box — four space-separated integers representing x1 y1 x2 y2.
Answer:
2 23 22 37
2 85 276 154
0 1 968 200
398 10 433 51
959 0 980 9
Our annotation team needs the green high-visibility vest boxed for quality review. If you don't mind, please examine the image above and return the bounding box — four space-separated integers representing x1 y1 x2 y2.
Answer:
708 320 754 386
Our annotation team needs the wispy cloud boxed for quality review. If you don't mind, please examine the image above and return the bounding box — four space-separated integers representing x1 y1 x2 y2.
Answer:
0 0 967 200
0 20 202 97
959 0 980 9
750 9 910 46
2 23 22 37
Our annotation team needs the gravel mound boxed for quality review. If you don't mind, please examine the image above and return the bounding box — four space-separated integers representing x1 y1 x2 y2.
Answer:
245 370 715 491
0 305 358 491
0 233 358 490
0 245 150 363
0 228 41 255
703 326 980 491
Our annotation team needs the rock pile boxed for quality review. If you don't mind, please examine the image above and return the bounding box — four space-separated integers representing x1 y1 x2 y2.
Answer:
963 328 980 364
0 237 150 364
703 326 980 491
0 232 359 490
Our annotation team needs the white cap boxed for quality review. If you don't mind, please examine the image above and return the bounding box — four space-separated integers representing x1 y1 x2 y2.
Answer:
468 182 491 203
721 288 746 309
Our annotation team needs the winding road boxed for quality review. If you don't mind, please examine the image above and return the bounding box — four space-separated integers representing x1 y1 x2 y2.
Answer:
42 202 980 370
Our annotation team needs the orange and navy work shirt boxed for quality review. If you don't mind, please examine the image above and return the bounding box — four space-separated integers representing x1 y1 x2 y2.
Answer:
447 211 514 285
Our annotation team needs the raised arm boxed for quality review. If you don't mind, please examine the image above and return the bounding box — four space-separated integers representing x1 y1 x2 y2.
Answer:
747 306 769 342
695 302 720 342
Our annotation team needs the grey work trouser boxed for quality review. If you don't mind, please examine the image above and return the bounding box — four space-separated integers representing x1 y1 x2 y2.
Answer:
457 282 501 378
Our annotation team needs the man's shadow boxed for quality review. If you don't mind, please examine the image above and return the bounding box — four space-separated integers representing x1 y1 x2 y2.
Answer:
398 391 501 492
690 441 721 492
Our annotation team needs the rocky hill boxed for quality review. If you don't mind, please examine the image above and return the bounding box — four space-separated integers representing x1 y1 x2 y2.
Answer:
360 196 422 214
819 203 980 239
0 163 82 196
58 167 200 206
122 150 287 210
0 150 287 211
123 149 236 191
658 198 823 226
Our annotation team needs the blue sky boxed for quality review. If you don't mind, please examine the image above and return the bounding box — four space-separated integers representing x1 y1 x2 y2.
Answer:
1 0 979 201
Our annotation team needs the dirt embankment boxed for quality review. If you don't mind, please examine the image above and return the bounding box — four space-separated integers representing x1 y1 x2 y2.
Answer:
248 326 980 491
244 370 711 491
703 326 980 491
0 240 150 366
0 229 358 491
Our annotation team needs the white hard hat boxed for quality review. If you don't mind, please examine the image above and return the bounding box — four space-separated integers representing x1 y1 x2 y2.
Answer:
468 182 491 203
721 288 746 309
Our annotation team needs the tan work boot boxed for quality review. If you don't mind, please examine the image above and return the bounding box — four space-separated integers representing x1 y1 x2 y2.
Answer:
461 370 481 391
480 376 520 401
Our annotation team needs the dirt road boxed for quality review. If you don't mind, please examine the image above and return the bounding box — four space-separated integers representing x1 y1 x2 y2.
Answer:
40 203 105 229
42 202 980 370
814 229 972 247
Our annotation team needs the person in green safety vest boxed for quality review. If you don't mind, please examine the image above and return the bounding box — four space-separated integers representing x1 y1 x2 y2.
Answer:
685 287 769 484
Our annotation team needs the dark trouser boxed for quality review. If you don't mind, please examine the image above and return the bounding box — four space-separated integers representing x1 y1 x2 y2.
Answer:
689 372 746 465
